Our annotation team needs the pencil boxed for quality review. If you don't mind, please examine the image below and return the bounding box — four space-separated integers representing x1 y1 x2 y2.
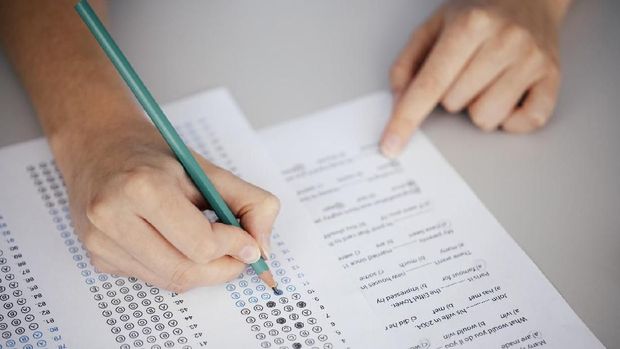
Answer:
74 0 280 294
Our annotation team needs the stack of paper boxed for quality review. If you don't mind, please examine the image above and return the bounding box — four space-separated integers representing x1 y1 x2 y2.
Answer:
0 89 602 348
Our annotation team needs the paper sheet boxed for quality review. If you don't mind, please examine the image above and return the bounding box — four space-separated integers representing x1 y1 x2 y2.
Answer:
259 92 604 349
0 89 603 349
0 89 379 349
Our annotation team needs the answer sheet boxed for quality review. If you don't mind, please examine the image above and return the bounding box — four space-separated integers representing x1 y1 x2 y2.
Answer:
0 89 380 349
0 89 603 349
259 92 603 349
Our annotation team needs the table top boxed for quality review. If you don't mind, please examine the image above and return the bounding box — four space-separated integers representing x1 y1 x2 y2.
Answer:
1 1 618 347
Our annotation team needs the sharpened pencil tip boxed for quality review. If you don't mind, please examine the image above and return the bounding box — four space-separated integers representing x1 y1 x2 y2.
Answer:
272 286 283 296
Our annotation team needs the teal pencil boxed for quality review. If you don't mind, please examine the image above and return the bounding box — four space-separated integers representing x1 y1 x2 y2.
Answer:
74 0 279 293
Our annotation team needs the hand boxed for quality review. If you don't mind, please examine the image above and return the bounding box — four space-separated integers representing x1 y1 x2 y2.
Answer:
58 117 280 292
381 0 570 157
1 0 280 293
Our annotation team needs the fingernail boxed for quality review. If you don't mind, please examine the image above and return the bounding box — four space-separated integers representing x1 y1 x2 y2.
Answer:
260 234 271 260
381 133 403 158
239 245 261 264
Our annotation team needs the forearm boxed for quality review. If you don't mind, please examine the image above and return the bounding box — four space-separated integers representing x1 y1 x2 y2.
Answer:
0 1 145 168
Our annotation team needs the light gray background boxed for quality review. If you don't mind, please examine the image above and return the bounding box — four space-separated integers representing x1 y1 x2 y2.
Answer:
1 1 618 347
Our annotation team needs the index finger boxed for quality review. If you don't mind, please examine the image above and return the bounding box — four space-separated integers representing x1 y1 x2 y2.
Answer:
381 13 491 157
188 158 281 259
130 179 228 263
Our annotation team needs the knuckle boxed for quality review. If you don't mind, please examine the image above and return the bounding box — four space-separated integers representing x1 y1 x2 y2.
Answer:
161 159 185 177
460 7 493 33
85 195 109 227
90 258 110 274
526 50 547 72
442 101 460 114
416 72 442 94
470 114 485 129
89 256 119 275
261 193 281 215
190 238 218 264
468 106 495 132
441 93 463 113
477 122 496 132
122 166 161 199
167 261 194 293
82 230 104 256
502 24 530 47
529 114 547 128
521 38 538 57
528 105 553 128
168 282 189 294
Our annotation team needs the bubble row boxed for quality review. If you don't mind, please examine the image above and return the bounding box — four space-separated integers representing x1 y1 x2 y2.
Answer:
0 208 62 348
27 162 201 349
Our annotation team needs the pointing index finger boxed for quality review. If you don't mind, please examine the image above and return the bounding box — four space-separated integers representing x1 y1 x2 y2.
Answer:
381 16 491 157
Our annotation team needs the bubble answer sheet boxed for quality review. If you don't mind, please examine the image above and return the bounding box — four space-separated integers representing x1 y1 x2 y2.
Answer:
0 89 603 349
0 89 379 349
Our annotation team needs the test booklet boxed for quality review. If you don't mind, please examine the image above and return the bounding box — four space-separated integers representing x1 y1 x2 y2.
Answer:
0 89 603 348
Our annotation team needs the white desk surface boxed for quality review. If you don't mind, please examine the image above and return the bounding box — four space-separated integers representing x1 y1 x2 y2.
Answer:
1 1 618 347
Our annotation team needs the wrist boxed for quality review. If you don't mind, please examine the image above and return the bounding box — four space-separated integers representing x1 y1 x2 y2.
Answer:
49 103 153 186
